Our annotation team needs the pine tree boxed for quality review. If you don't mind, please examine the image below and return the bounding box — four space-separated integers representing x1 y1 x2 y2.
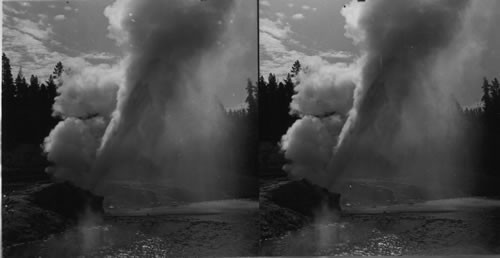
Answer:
291 60 301 77
28 75 40 102
245 79 257 116
46 75 57 103
15 67 28 100
2 53 16 149
283 73 295 100
267 73 278 92
53 61 64 78
491 78 500 106
481 77 492 114
2 53 15 103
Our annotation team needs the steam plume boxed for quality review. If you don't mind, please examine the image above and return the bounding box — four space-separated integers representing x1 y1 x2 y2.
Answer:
282 0 493 197
45 0 240 199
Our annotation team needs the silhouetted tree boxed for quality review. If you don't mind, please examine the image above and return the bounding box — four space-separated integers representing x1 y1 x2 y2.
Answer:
46 75 57 100
291 60 301 77
2 53 16 149
2 53 15 103
245 79 257 116
258 62 301 142
53 61 64 78
28 75 40 102
15 68 28 101
465 76 500 191
481 77 492 114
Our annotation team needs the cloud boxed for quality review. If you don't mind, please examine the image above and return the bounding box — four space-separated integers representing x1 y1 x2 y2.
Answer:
302 5 311 10
54 14 65 21
292 13 305 20
3 5 27 15
288 3 294 8
318 50 352 59
259 30 308 77
259 17 302 76
259 17 291 39
312 7 318 12
10 16 53 40
38 13 48 20
64 6 72 11
3 26 84 81
2 11 61 79
2 11 118 82
81 52 117 61
259 16 352 78
275 12 285 19
260 0 270 7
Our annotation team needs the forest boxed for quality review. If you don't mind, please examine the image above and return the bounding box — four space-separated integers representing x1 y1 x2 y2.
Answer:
2 53 500 193
2 53 258 187
258 60 500 195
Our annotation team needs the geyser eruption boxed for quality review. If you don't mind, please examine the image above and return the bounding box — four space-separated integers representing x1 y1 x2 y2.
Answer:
45 0 242 200
282 0 488 197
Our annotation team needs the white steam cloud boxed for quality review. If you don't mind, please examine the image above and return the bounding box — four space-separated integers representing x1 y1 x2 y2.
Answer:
282 0 495 197
44 0 244 199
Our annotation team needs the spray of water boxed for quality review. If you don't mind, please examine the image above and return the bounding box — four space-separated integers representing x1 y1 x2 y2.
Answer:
281 0 497 198
44 0 247 201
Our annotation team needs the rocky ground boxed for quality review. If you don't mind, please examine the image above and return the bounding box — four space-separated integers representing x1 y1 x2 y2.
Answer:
2 182 104 248
4 203 259 257
3 180 259 257
260 177 341 240
260 177 500 256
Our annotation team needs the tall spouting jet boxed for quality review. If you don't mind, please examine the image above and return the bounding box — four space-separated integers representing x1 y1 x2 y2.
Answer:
282 0 495 197
45 0 238 199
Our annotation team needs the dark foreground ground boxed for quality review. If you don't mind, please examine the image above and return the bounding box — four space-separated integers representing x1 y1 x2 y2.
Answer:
260 178 500 256
4 204 259 257
261 209 500 256
3 177 259 257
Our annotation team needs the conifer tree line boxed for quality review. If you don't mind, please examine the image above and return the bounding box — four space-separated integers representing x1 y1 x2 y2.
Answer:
257 60 500 179
258 60 301 142
2 51 499 177
463 77 500 176
226 78 259 183
2 52 259 182
2 53 62 150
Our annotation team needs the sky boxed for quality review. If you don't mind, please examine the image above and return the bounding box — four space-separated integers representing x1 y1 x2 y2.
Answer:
3 0 500 108
259 0 500 107
2 0 257 109
259 0 353 78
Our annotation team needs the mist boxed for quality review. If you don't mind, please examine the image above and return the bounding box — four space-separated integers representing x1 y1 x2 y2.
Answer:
281 0 495 198
44 0 248 201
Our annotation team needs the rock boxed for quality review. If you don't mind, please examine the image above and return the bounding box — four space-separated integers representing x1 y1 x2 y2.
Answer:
260 179 341 239
2 195 67 247
2 182 104 247
267 179 341 217
260 200 309 240
28 182 104 220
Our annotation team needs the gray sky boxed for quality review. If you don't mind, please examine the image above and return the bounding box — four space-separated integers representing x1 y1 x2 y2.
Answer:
260 0 353 78
2 0 257 109
259 0 500 107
